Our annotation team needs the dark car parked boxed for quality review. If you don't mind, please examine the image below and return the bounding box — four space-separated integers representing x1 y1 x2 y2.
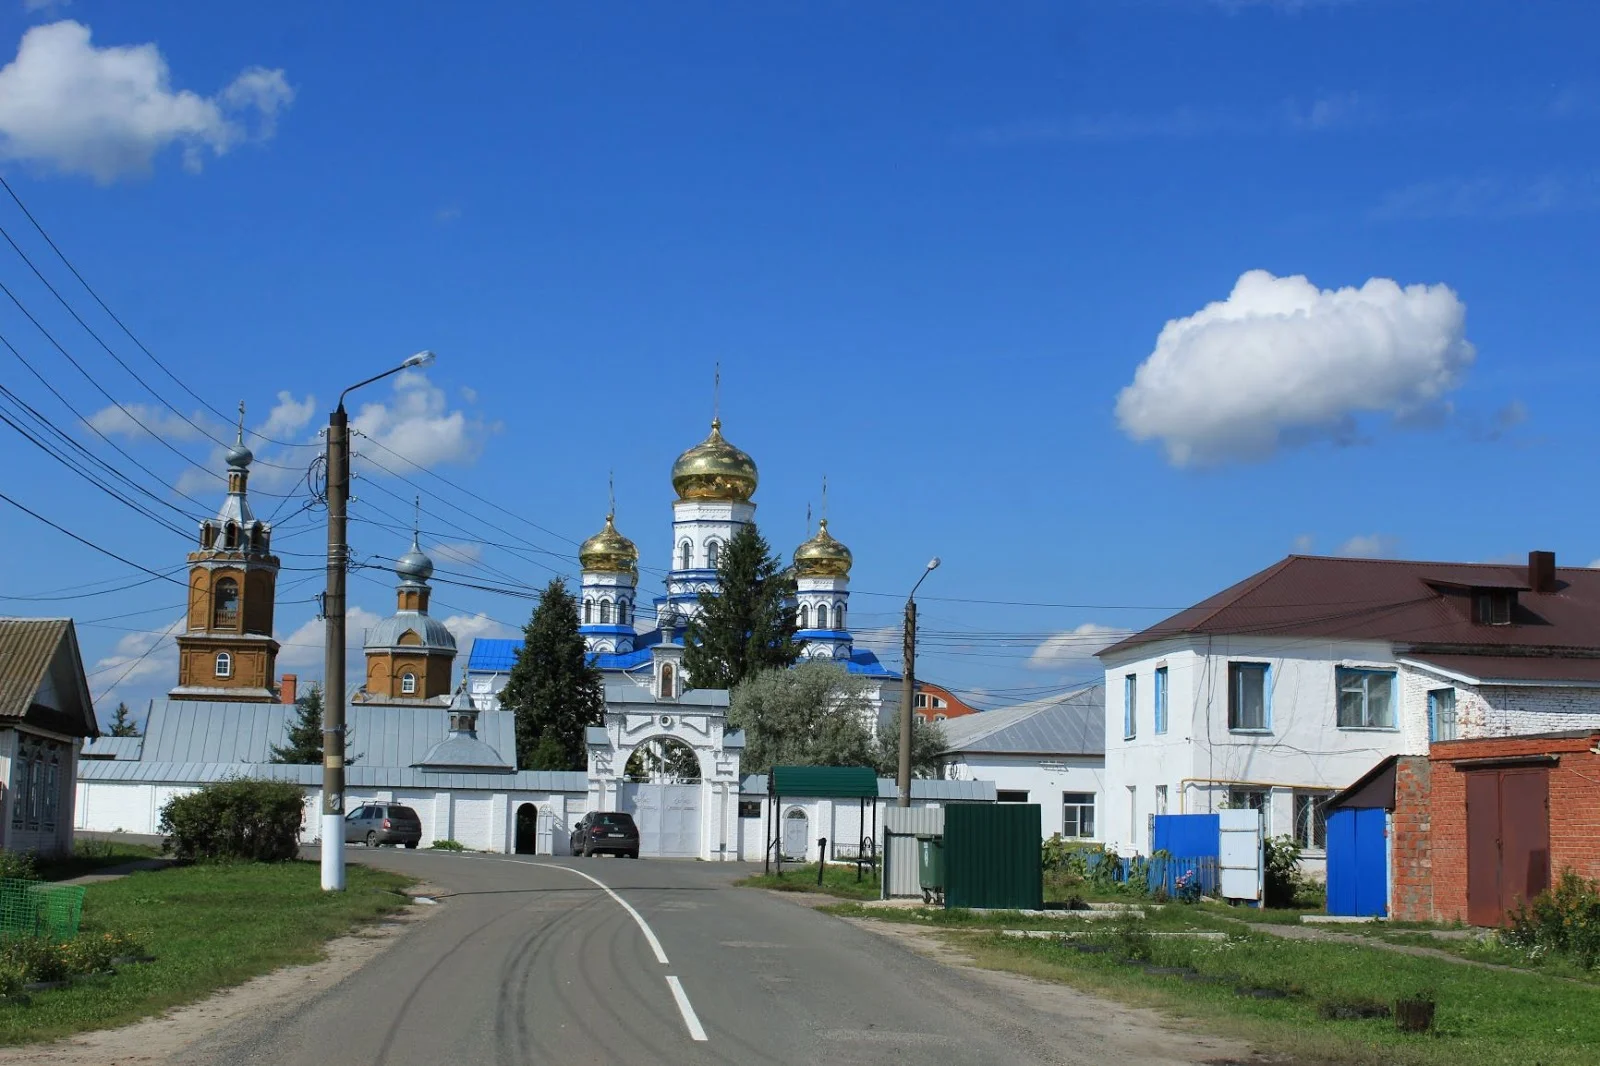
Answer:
344 803 422 848
570 811 640 858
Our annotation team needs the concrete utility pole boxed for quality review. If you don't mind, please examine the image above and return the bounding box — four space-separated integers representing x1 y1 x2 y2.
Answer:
322 350 436 892
897 557 940 808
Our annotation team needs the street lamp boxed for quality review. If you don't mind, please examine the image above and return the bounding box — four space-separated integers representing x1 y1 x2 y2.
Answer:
322 350 436 892
897 556 941 807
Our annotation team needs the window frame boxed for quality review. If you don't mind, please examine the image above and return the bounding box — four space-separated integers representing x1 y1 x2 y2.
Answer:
996 789 1030 803
1427 687 1458 742
401 672 417 695
1335 666 1397 730
214 651 232 678
1123 673 1137 740
1293 790 1331 851
212 576 240 630
1227 662 1270 732
1061 791 1096 839
1154 665 1169 735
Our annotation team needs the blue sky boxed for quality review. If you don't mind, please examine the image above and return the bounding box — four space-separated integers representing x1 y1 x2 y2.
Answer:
1 1 1596 720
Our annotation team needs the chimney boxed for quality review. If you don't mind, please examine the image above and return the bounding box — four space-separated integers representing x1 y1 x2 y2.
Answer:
1528 551 1557 594
280 674 298 705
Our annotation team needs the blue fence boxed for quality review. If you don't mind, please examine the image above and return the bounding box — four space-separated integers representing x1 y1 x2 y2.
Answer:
1080 852 1220 898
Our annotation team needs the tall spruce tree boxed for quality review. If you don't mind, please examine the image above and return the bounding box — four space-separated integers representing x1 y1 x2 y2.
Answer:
684 523 798 690
500 579 605 770
269 684 357 765
107 701 141 737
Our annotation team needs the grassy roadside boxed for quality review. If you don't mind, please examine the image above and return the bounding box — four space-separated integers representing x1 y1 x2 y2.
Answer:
0 860 415 1045
840 909 1600 1066
36 840 164 882
734 864 882 901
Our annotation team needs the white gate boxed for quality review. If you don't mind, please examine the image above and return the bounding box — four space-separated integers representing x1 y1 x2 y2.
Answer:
1219 807 1264 902
782 808 810 860
622 783 701 858
536 806 555 855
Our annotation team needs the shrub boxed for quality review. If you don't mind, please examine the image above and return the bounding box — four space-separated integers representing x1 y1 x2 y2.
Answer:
0 851 39 882
429 839 467 852
0 962 23 997
1503 870 1600 969
159 778 306 862
1 935 69 983
1263 835 1304 908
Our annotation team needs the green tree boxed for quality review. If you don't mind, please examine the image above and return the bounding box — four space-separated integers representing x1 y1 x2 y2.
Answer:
107 701 141 737
729 662 876 774
873 713 947 780
269 684 357 765
684 523 798 690
500 579 605 770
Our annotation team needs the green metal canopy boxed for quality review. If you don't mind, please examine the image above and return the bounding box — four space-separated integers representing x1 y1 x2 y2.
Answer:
768 765 878 799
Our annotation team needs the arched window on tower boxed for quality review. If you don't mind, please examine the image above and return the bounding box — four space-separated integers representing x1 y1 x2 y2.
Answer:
680 540 692 569
213 577 240 629
836 603 845 629
816 604 829 630
798 604 809 629
248 525 262 551
600 600 612 624
214 651 232 678
584 600 593 624
401 672 417 695
707 541 720 568
619 600 630 625
224 522 238 549
660 663 675 699
200 522 216 549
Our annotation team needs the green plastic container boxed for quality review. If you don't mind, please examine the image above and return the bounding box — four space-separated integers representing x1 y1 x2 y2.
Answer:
917 835 944 903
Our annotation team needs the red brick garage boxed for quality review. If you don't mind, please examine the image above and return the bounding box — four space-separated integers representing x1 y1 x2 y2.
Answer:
1391 731 1600 925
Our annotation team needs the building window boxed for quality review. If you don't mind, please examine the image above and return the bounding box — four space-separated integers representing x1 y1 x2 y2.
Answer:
1336 667 1396 729
836 603 845 628
996 790 1030 803
584 600 593 624
401 672 417 694
1293 791 1330 850
618 601 629 625
600 600 612 624
1062 792 1096 838
1155 784 1168 816
1123 674 1137 739
214 651 232 678
1154 666 1169 734
913 693 926 708
1474 590 1514 626
798 604 809 629
1227 788 1269 821
1127 786 1138 851
213 577 240 629
707 541 720 568
679 541 692 569
1228 662 1269 731
1428 688 1458 742
224 522 238 549
816 604 829 629
934 713 946 722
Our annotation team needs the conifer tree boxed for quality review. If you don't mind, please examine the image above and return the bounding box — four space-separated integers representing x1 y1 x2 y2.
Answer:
500 579 606 770
269 684 358 764
684 523 798 690
107 701 141 737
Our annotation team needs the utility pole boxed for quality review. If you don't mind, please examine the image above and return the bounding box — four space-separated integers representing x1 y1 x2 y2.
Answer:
897 557 940 807
322 351 435 892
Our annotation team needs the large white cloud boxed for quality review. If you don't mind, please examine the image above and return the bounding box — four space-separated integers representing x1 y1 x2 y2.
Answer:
90 615 183 697
350 370 494 472
87 402 209 441
441 613 517 647
1028 623 1133 670
1116 270 1474 466
0 20 291 182
1337 533 1399 559
275 606 384 680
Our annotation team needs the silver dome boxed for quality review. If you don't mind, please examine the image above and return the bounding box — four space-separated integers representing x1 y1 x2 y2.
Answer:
364 613 457 651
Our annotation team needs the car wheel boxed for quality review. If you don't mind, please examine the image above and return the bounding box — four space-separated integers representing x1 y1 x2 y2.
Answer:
582 842 593 858
366 831 379 848
404 842 417 850
628 851 640 859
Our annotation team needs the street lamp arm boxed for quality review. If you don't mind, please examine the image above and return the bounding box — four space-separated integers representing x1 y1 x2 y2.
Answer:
336 351 436 411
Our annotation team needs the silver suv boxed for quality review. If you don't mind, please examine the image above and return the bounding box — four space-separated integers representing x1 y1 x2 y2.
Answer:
344 804 422 848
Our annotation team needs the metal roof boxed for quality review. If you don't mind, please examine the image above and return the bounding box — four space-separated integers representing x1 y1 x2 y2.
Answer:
739 774 995 802
412 734 514 772
0 617 68 718
845 649 898 678
364 612 457 652
1401 653 1600 686
77 759 588 791
770 765 879 798
603 680 729 708
938 684 1105 756
138 699 517 767
467 638 520 673
80 735 145 760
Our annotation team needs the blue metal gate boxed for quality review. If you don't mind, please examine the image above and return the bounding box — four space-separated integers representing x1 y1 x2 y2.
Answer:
1326 807 1387 917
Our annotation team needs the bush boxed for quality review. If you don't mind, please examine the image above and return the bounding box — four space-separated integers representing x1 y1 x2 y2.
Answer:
1263 835 1304 908
1503 870 1600 968
159 778 306 862
0 930 147 984
0 851 39 882
429 839 467 852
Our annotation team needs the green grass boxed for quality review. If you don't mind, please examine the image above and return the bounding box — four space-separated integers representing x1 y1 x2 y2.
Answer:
0 860 414 1045
953 924 1600 1065
733 863 882 901
35 840 164 883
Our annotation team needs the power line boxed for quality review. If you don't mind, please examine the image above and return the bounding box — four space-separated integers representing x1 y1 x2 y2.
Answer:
0 488 187 587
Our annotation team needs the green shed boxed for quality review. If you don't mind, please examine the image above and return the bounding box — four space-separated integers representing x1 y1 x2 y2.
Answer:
942 803 1043 910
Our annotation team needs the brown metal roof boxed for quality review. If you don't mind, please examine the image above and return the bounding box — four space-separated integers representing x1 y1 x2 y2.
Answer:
1100 554 1600 658
0 617 72 719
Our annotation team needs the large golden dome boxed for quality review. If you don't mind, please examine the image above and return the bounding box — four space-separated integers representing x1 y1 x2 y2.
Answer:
671 419 758 502
793 518 853 578
578 513 638 575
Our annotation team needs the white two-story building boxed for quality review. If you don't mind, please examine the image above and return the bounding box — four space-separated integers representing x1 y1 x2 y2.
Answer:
1098 551 1600 872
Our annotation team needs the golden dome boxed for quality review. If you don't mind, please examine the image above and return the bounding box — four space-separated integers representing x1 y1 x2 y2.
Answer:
578 513 638 575
671 419 758 502
793 518 853 578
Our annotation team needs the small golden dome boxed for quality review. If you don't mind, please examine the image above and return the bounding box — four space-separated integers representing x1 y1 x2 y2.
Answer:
793 518 852 578
671 418 758 502
578 513 638 575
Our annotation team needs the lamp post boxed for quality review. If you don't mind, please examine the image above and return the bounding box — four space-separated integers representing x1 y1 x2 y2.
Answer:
322 350 435 892
897 557 941 808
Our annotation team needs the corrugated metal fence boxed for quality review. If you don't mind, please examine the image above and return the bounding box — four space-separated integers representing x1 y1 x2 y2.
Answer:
882 806 943 898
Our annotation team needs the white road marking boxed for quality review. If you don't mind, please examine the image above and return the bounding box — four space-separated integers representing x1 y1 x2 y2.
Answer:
666 976 708 1042
501 858 670 965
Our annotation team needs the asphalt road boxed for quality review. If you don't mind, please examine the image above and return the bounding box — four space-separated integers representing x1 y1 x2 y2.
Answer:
178 850 1215 1066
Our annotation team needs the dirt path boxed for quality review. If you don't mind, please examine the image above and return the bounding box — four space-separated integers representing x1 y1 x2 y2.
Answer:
0 891 442 1066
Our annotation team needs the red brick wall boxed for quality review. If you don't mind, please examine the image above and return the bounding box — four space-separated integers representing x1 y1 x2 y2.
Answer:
1393 733 1600 923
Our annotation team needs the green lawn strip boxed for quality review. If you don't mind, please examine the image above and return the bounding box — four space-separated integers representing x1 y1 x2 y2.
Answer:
36 842 165 882
821 900 1234 933
0 860 414 1046
733 864 881 900
957 926 1600 1066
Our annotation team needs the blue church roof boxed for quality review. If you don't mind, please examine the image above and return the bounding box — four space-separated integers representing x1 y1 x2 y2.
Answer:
471 636 894 679
845 649 899 679
588 647 654 671
467 638 520 672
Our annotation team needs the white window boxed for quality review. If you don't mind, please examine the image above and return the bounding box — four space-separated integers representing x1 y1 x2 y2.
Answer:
707 541 720 568
214 651 232 678
816 604 829 629
1336 668 1396 729
1228 663 1268 731
679 541 692 569
1293 790 1331 850
1428 688 1458 741
1155 784 1169 816
1062 792 1095 838
1123 674 1137 739
401 672 417 694
1154 666 1168 734
1126 786 1138 851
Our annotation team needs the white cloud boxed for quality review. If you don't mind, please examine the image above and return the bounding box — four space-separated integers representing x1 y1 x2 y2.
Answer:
1115 270 1475 466
275 606 384 684
1373 173 1600 221
1291 534 1316 554
430 541 484 567
87 402 210 441
254 390 316 441
0 20 292 182
1337 534 1399 559
350 370 492 471
1028 623 1134 670
90 616 183 695
23 1 72 14
441 613 517 647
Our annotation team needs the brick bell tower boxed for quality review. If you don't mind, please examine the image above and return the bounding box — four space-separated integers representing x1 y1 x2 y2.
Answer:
171 407 280 702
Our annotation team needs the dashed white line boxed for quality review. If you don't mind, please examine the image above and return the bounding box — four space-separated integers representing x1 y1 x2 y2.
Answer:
666 976 709 1042
502 858 670 965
